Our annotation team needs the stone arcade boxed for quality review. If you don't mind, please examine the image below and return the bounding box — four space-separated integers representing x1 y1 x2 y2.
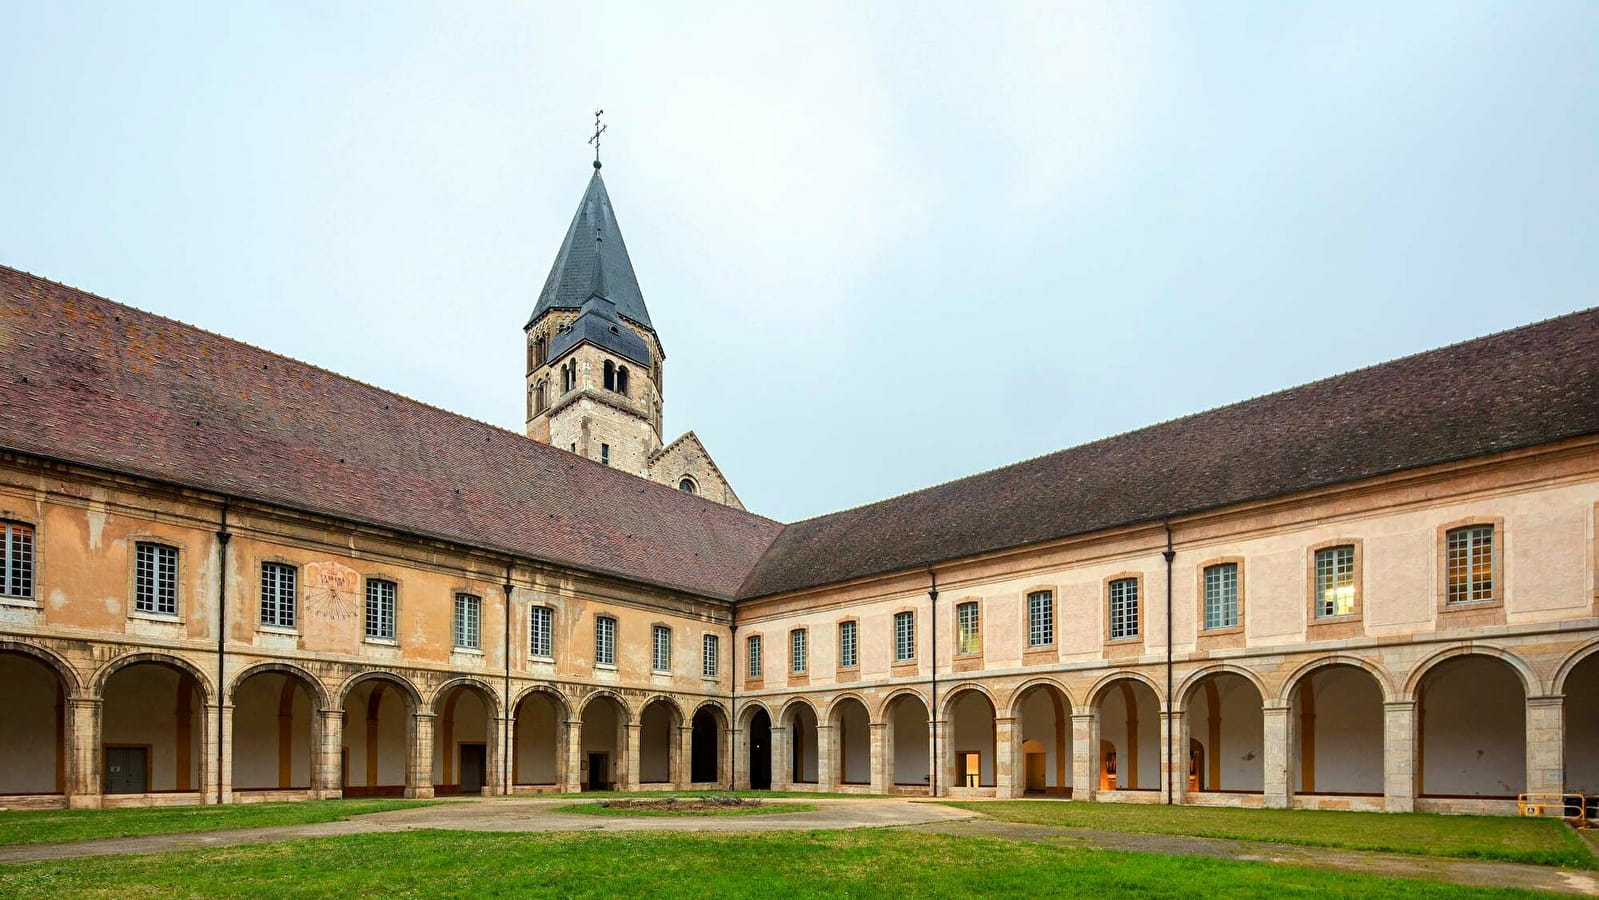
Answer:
0 166 1596 815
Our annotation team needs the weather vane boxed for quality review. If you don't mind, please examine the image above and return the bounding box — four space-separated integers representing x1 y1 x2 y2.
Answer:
589 108 607 169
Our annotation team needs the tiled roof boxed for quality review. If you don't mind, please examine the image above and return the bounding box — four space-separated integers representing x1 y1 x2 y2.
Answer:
737 307 1599 600
528 171 654 332
0 266 781 600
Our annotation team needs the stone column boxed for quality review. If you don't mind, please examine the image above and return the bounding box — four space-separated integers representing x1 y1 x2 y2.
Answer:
1158 709 1180 805
932 718 949 796
869 723 888 794
564 719 584 792
994 716 1016 797
316 709 344 799
772 726 791 791
625 723 642 791
675 724 693 786
1173 709 1191 805
207 702 231 804
409 712 435 799
1261 704 1291 809
1382 700 1416 813
1071 712 1098 802
66 697 103 809
486 715 510 797
1526 695 1565 796
723 723 737 789
816 724 835 791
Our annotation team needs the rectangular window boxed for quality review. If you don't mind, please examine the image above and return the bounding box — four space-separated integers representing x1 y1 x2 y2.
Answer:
790 628 807 674
838 620 858 669
1 521 34 600
529 606 554 659
454 593 481 649
260 562 296 629
747 635 763 678
1203 564 1239 630
365 578 396 640
702 634 719 678
595 615 617 666
1314 546 1357 617
653 624 672 672
894 610 915 662
1446 525 1495 603
955 601 980 655
1109 578 1139 639
601 443 610 466
134 542 178 616
1027 590 1054 647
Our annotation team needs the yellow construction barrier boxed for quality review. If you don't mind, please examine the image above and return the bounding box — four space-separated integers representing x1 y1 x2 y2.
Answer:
1517 793 1589 825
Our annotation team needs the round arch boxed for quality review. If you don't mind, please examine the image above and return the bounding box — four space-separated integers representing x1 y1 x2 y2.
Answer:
430 676 502 719
1176 663 1270 710
511 684 571 721
336 670 424 709
91 651 213 702
639 694 686 724
0 638 83 695
736 699 773 730
875 688 930 723
778 696 819 724
1085 670 1163 710
578 689 633 725
229 660 330 710
938 682 998 721
823 692 872 723
1552 639 1599 695
1003 676 1075 718
1279 655 1397 705
689 698 729 722
1402 644 1541 699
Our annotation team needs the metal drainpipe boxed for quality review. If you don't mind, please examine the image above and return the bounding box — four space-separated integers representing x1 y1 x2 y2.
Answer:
215 499 231 806
728 614 738 792
502 564 514 798
1163 518 1176 805
926 565 939 798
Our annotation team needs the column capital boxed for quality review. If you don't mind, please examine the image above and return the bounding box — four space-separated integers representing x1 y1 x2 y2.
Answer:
1070 712 1097 724
68 696 103 710
413 711 437 722
1261 703 1293 715
994 716 1016 726
1383 700 1416 712
318 707 344 719
1527 695 1564 708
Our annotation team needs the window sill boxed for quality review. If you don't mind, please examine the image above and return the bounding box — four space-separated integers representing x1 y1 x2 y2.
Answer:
453 647 484 655
650 669 672 677
528 655 554 664
0 596 40 609
129 611 184 625
595 663 618 671
258 625 299 636
363 637 399 646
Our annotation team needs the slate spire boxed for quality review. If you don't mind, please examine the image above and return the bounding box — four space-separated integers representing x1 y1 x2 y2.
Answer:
527 171 653 331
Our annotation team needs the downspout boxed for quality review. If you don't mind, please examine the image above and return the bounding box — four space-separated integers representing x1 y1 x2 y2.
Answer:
215 499 231 806
502 563 514 798
728 613 738 792
927 565 939 798
1163 518 1175 805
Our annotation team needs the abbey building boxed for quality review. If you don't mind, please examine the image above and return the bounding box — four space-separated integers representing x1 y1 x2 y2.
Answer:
0 165 1597 816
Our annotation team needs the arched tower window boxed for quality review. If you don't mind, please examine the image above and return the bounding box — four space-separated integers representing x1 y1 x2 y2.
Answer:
534 335 547 367
561 362 575 393
678 477 697 494
603 360 616 391
616 366 629 396
533 379 547 415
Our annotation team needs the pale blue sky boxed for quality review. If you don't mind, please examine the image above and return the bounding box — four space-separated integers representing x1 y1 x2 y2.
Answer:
4 2 1595 521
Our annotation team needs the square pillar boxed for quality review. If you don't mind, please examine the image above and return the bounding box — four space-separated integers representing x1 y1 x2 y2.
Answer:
1526 696 1565 796
1071 712 1098 802
723 724 738 789
1383 700 1416 813
932 719 949 796
1158 710 1181 805
816 724 834 791
207 702 231 804
625 723 642 790
564 719 584 792
772 726 791 791
869 723 888 794
1261 704 1291 809
316 708 344 799
484 715 510 797
67 697 103 809
409 712 435 799
675 724 693 787
994 716 1017 797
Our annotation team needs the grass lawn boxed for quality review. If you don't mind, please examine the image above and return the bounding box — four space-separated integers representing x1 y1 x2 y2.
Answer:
536 790 878 800
0 799 434 847
943 801 1596 869
0 829 1550 898
552 801 815 817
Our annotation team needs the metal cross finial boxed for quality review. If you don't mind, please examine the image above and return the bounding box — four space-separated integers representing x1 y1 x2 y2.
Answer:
588 108 607 169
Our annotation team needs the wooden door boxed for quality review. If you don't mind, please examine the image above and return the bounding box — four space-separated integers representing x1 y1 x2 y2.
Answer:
1024 752 1046 792
105 745 148 794
460 744 486 795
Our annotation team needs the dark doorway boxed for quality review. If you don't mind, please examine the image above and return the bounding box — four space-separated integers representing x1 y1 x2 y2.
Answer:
459 743 486 795
586 752 610 791
691 709 721 783
105 745 149 794
749 709 772 790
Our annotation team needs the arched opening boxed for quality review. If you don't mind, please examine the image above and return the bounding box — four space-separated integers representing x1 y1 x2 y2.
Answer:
616 366 630 396
341 677 414 797
785 702 819 785
0 650 68 796
747 707 772 790
1291 665 1383 797
691 706 725 784
1184 672 1264 793
513 691 563 789
1418 655 1525 798
638 698 677 785
1096 679 1159 791
1014 683 1071 796
885 693 930 792
533 335 547 368
102 660 204 796
1566 652 1599 802
434 684 495 795
580 694 626 791
231 669 316 794
532 380 547 415
603 360 616 391
832 698 871 786
947 689 996 791
678 477 696 494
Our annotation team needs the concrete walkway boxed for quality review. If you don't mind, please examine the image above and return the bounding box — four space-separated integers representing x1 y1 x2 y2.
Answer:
1 797 1595 896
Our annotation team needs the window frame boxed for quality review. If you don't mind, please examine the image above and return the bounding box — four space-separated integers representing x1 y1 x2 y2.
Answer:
954 600 981 657
0 520 36 604
702 633 719 679
132 540 180 618
1195 558 1245 639
837 618 859 670
1435 517 1507 627
1444 524 1496 605
594 614 618 668
364 576 398 642
453 592 482 650
652 623 673 674
790 628 808 674
746 633 764 680
892 609 916 664
1026 589 1055 650
1305 539 1364 638
1106 576 1141 641
529 605 555 661
259 560 298 631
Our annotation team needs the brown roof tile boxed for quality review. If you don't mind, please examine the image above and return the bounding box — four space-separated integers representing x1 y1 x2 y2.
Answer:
0 266 783 600
737 307 1599 599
